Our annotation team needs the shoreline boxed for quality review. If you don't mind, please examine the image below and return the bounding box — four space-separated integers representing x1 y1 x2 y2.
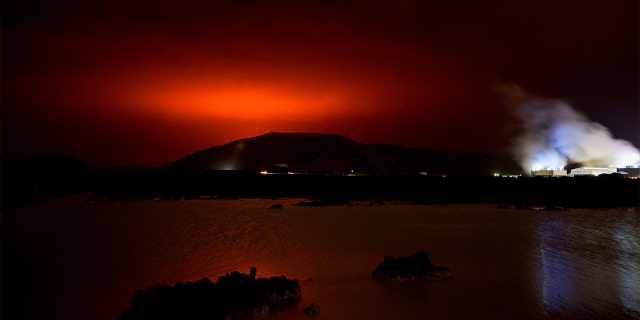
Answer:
3 168 640 211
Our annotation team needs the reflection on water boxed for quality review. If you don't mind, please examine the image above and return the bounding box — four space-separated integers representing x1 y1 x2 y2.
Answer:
2 195 639 319
537 208 640 319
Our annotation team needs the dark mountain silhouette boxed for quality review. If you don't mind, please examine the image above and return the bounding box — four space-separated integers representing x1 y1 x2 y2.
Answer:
168 132 521 176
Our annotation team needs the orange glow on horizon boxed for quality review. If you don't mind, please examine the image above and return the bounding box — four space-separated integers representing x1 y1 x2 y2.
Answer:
127 78 355 120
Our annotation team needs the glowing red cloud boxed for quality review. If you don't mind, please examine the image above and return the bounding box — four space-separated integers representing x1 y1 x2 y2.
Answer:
129 80 353 120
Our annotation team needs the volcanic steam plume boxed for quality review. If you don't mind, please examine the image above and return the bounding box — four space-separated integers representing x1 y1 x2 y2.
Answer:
512 96 639 173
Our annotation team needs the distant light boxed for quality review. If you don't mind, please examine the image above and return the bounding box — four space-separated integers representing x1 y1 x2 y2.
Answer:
493 173 500 177
260 170 268 175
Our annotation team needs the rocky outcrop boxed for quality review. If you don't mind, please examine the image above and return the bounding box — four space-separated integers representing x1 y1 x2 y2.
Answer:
303 303 321 316
372 252 452 281
119 268 301 320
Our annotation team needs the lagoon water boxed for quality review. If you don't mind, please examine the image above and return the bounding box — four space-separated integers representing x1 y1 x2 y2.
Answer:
2 194 639 319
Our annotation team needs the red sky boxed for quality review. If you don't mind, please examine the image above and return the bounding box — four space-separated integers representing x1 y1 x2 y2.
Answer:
2 0 638 166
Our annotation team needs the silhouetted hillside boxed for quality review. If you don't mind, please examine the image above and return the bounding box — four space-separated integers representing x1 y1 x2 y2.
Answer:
168 132 521 176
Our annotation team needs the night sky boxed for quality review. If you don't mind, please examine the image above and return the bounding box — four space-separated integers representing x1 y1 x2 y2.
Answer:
2 0 638 166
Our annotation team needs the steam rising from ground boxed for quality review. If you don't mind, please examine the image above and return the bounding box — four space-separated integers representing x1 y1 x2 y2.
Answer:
512 95 640 172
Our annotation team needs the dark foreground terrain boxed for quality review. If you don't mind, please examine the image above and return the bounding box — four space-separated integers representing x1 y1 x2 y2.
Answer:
3 164 638 210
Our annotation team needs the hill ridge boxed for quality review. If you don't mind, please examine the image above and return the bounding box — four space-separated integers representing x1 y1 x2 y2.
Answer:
168 132 521 176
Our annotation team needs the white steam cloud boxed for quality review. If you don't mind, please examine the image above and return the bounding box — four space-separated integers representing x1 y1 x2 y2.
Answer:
512 96 640 173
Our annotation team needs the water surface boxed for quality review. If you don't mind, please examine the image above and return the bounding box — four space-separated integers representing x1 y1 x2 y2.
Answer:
2 195 638 319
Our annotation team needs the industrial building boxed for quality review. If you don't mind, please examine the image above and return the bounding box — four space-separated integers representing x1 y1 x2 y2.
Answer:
532 169 567 177
570 167 617 176
617 167 640 178
532 166 639 178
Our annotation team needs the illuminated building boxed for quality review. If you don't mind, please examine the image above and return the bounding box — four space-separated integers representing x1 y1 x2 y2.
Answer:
532 169 567 177
617 167 640 178
569 167 617 176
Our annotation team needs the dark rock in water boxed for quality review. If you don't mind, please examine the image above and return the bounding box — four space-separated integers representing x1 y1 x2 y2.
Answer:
269 203 284 209
304 303 321 316
372 252 452 281
119 268 301 320
496 204 509 209
515 204 532 210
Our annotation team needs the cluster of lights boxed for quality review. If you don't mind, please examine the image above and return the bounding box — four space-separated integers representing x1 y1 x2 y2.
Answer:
259 170 298 175
493 173 521 178
530 152 639 173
